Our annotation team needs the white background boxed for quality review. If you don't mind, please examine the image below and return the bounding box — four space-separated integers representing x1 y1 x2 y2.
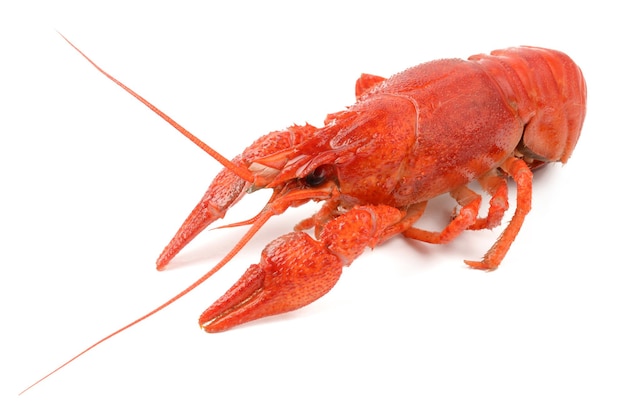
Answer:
2 1 624 413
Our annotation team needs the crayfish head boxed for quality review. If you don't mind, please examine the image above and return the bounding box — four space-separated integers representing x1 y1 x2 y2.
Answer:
239 119 357 192
246 149 340 193
156 125 338 269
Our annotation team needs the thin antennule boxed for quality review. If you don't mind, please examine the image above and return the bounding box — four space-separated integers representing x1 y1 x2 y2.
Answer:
18 209 274 395
57 32 256 183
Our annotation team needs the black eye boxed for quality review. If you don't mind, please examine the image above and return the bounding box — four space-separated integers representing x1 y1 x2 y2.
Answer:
305 165 328 187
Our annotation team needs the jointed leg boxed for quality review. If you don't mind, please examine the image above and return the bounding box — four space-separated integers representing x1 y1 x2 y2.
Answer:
402 186 482 244
465 157 532 270
469 169 510 230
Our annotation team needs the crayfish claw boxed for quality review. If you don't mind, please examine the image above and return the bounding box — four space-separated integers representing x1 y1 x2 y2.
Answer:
156 167 249 270
200 204 407 332
199 232 343 332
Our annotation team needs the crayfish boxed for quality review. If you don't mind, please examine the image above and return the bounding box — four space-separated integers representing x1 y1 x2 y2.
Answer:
21 37 586 393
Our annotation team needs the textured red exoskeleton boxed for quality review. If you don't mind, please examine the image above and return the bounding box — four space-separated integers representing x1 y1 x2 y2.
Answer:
21 36 586 394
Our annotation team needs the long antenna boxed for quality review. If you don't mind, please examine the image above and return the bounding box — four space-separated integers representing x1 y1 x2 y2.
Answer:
19 33 268 395
19 208 274 395
57 32 255 183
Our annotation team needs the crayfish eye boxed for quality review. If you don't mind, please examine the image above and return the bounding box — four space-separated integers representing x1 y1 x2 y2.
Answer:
304 165 331 187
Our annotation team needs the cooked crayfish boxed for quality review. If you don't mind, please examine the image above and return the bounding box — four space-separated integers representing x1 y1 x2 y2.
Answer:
21 37 586 393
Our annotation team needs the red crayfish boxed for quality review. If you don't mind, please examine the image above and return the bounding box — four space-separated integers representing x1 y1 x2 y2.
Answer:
22 37 586 393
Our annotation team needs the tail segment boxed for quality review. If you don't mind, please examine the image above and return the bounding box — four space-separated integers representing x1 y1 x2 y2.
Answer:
471 46 587 163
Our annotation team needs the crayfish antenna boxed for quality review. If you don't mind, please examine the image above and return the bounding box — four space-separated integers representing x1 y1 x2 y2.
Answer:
57 32 255 183
19 208 275 395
